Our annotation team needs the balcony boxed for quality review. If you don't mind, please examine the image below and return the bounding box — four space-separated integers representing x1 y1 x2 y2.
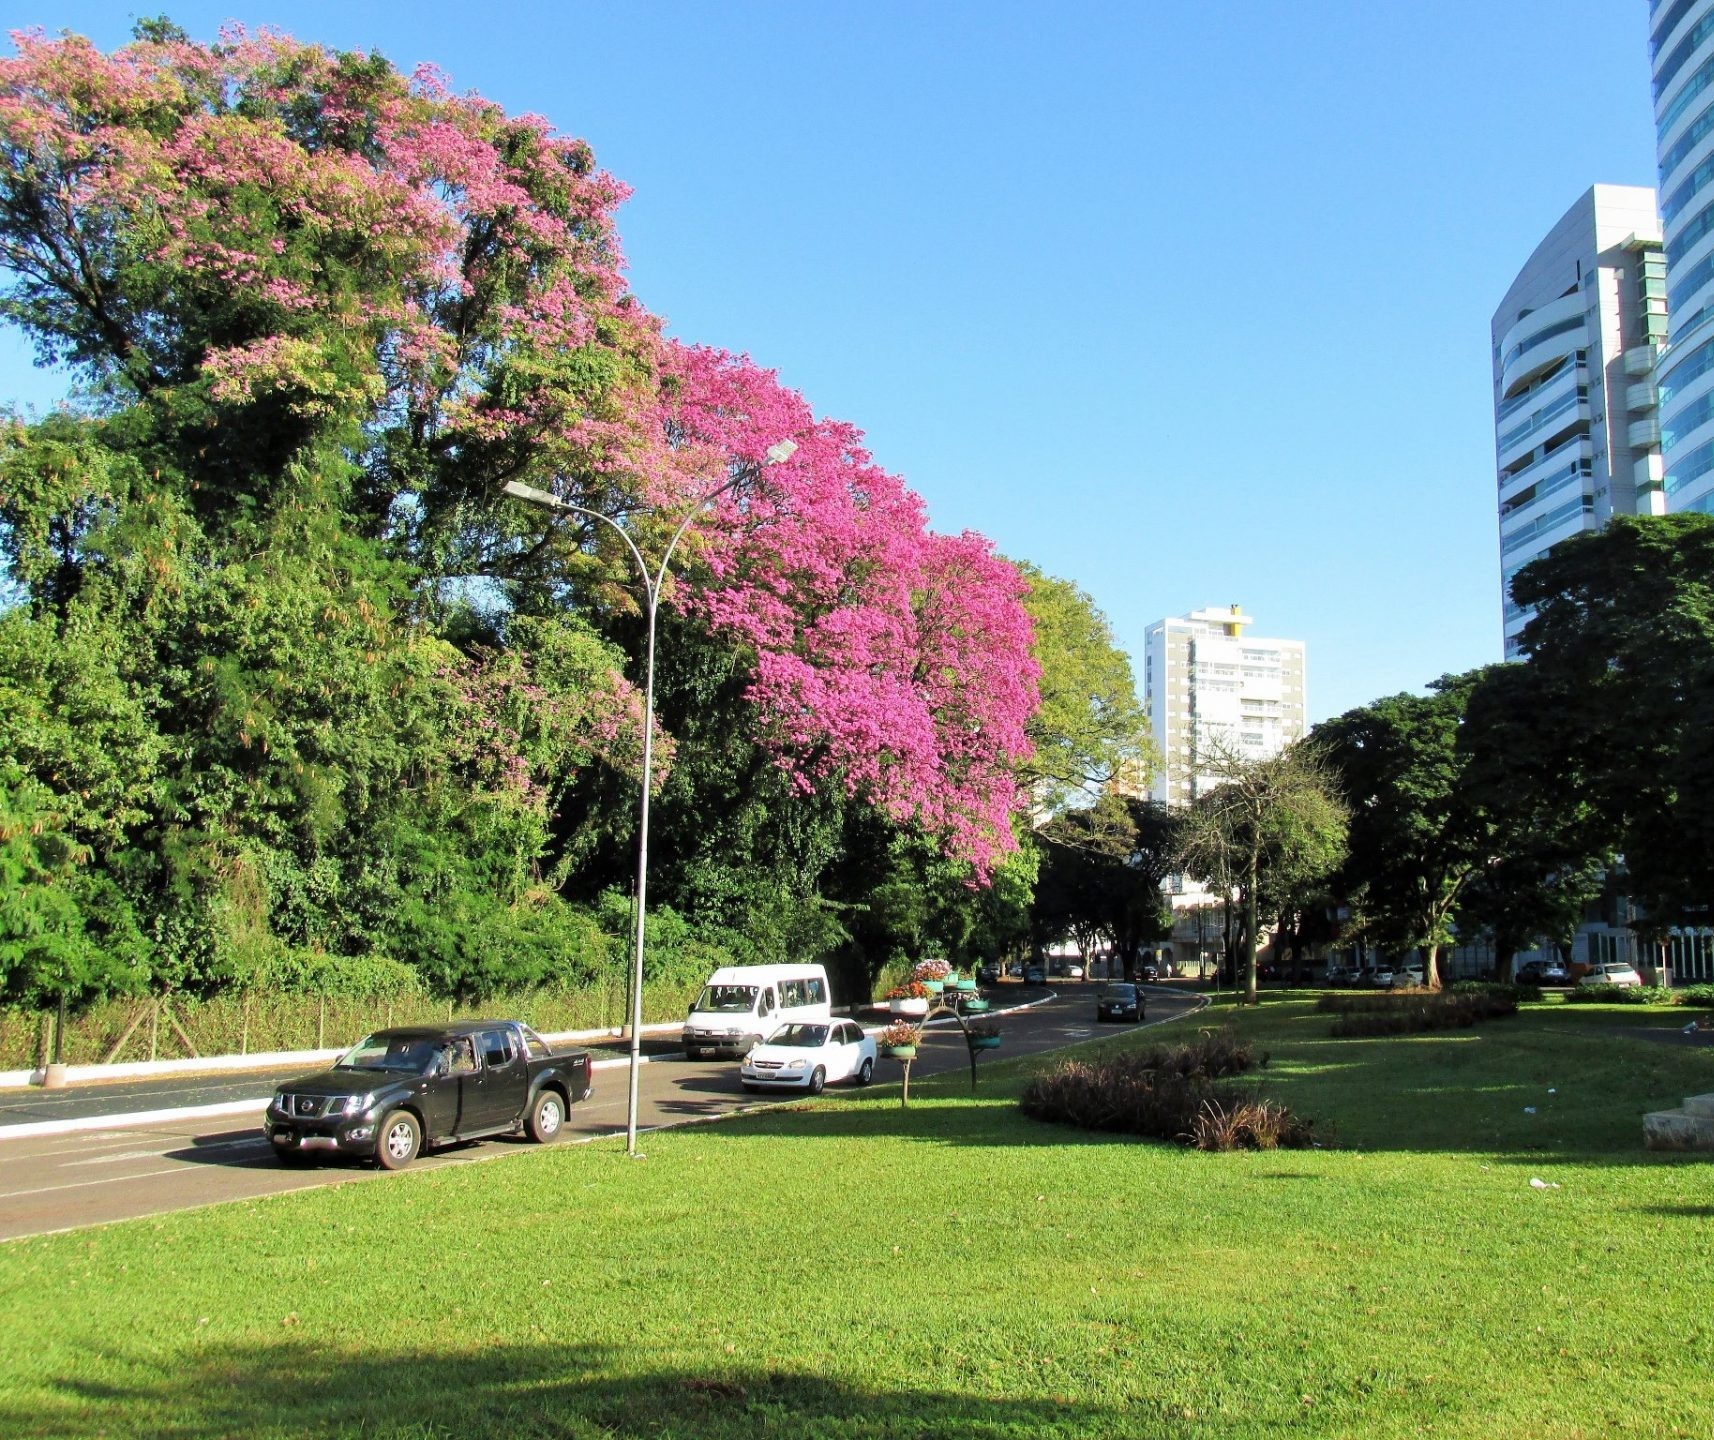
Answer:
1625 344 1658 377
1630 414 1663 449
1627 379 1659 412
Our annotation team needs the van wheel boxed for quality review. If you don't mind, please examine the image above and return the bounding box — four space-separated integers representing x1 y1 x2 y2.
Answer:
807 1066 826 1096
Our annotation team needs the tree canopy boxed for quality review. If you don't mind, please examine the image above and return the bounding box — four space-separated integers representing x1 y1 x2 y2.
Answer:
0 24 1042 1007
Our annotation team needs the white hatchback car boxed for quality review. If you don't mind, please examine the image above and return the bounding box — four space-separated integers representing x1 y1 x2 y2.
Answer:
740 1020 876 1094
1579 961 1644 988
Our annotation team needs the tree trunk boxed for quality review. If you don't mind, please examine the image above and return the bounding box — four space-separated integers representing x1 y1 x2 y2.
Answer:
1423 943 1441 991
1244 855 1260 1006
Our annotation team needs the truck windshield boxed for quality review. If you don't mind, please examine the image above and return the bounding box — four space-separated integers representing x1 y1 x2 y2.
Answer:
336 1035 441 1074
769 1024 828 1048
696 985 757 1014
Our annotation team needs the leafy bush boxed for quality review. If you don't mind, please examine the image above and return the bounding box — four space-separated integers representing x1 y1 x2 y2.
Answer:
1019 1028 1315 1151
1562 984 1671 1005
1316 988 1517 1035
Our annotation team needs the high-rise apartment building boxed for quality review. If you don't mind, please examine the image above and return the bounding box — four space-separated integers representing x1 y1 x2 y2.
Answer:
1490 185 1666 660
1142 606 1306 809
1651 0 1714 517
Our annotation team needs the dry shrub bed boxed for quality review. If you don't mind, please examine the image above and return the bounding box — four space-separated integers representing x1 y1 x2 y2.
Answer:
1019 1027 1317 1150
1315 984 1519 1037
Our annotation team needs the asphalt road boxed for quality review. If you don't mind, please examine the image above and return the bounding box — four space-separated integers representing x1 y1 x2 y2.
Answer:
0 983 1202 1241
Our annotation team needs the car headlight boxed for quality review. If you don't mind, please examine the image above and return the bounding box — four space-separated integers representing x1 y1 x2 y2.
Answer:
785 1059 807 1070
339 1093 374 1116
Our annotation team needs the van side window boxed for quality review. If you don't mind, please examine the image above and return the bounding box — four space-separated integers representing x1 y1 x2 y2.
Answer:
808 978 827 1006
778 980 799 1009
761 988 775 1014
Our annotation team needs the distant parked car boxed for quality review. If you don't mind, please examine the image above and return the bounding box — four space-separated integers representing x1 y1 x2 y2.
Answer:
1024 963 1047 986
1095 983 1143 1023
740 1021 875 1094
1391 963 1426 989
1579 961 1643 988
1140 959 1161 981
1370 965 1396 988
977 962 1001 985
1323 964 1355 987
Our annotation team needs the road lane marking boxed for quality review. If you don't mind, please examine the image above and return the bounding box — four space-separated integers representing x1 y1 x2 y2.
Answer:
4 1166 188 1198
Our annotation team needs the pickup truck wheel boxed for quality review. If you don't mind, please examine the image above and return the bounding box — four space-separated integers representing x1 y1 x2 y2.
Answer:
376 1110 421 1170
807 1066 826 1096
855 1057 874 1086
527 1089 565 1143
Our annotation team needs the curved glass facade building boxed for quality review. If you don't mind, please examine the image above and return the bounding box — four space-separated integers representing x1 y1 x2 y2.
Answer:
1490 186 1666 658
1654 0 1714 516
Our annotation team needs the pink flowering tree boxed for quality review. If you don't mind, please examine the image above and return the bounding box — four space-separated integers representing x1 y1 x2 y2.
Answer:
657 345 1039 876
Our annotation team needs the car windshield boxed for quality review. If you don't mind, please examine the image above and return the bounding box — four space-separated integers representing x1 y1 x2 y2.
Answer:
768 1024 828 1048
695 985 757 1014
336 1034 442 1074
1101 985 1136 999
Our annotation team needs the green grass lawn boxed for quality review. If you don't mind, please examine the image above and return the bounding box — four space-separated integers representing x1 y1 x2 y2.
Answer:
2 995 1711 1439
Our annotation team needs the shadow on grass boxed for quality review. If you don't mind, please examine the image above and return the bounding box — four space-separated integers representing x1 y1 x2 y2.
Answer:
5 1340 1144 1440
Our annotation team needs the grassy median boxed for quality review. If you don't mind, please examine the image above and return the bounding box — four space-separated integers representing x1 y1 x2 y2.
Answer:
2 994 1711 1439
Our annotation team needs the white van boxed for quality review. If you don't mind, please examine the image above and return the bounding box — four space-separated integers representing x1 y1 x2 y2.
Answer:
682 964 832 1059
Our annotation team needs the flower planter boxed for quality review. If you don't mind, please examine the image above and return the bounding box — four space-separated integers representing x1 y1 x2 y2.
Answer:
889 997 929 1016
961 998 990 1013
885 1044 918 1060
921 980 945 994
969 1035 1002 1050
956 978 977 992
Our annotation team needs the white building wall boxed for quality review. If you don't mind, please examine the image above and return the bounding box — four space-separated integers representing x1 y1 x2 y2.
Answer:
1491 185 1665 659
1143 606 1306 809
1653 0 1714 517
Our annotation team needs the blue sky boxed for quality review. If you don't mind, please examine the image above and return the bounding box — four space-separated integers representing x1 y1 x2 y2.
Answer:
0 2 1662 719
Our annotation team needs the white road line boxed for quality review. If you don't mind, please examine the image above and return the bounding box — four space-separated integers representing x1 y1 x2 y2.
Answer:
0 1098 269 1143
5 1166 186 1199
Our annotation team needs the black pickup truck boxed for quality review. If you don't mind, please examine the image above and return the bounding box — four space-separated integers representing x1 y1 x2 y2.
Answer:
263 1020 593 1169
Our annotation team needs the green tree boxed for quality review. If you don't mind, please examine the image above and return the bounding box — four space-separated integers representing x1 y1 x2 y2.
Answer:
1015 563 1150 819
1177 742 1348 1003
1031 793 1175 975
1315 676 1500 990
1510 513 1714 938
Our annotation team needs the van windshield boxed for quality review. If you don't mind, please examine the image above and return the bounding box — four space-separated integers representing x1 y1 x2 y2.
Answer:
696 985 757 1014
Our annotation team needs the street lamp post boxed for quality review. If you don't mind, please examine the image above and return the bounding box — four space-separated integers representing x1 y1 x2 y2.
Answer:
502 439 796 1158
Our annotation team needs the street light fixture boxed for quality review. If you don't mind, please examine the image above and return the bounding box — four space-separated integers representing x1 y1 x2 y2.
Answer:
502 438 797 1157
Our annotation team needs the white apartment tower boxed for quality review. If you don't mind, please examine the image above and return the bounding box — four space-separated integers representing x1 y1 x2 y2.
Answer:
1651 0 1714 517
1143 606 1306 809
1491 185 1667 660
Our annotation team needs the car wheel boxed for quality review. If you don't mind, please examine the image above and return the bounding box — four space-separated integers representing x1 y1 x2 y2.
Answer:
375 1110 421 1170
686 1046 704 1060
855 1057 874 1086
527 1089 565 1144
807 1066 826 1096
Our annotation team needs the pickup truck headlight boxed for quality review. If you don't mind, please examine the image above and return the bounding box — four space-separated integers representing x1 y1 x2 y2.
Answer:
338 1093 374 1116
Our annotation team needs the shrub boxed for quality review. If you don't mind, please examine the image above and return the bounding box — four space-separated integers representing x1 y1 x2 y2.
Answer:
1019 1028 1315 1151
1562 985 1670 1005
1315 988 1518 1035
